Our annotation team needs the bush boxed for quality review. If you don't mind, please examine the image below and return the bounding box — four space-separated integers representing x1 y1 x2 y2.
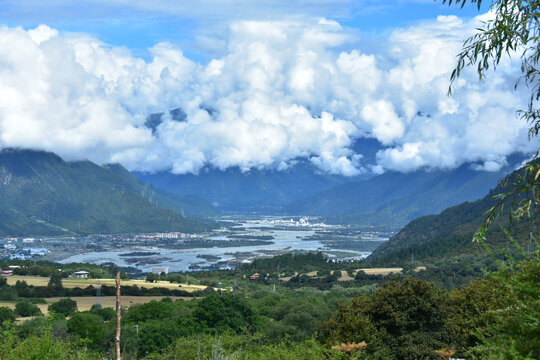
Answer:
0 307 16 324
14 301 42 317
0 333 89 360
67 313 105 349
194 295 258 334
89 306 115 321
318 278 451 360
48 298 77 317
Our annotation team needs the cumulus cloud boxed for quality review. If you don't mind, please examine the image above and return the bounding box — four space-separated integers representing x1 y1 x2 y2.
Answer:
0 15 535 176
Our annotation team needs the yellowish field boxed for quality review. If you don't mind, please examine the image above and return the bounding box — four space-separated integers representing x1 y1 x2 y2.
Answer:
339 270 354 281
0 296 194 316
278 268 406 281
355 268 403 276
5 275 208 292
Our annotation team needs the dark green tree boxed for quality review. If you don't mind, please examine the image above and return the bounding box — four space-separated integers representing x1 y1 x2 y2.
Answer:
48 298 77 317
48 272 63 288
14 301 42 317
66 313 105 349
318 279 451 360
0 307 16 324
194 295 257 334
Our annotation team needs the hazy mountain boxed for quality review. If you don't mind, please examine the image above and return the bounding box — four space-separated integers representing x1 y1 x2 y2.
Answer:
135 162 367 212
104 164 219 219
284 154 527 228
134 135 382 212
366 165 537 264
0 149 214 236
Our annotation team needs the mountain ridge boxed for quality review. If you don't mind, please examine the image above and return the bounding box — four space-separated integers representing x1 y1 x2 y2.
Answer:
283 154 527 228
0 149 215 236
367 165 538 264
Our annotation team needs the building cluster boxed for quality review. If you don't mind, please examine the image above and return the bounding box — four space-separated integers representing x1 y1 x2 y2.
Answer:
132 232 197 242
257 217 336 228
0 237 50 260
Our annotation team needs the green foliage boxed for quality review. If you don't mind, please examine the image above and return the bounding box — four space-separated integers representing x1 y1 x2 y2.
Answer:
0 330 96 360
48 272 64 288
126 300 177 323
194 295 258 335
0 285 17 300
318 279 454 360
14 301 42 317
262 297 333 342
145 335 347 360
368 169 537 269
48 298 77 317
444 277 510 355
138 319 183 357
243 252 329 273
0 307 16 324
468 258 540 359
88 306 115 321
67 313 105 349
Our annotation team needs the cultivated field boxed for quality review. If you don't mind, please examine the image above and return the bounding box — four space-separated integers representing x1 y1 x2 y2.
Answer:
279 268 405 282
0 295 194 316
4 275 209 292
355 268 404 276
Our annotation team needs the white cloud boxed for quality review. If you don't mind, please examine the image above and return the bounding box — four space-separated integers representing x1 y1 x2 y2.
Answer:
0 15 535 176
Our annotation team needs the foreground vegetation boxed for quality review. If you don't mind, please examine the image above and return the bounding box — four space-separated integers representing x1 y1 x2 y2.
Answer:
0 248 537 359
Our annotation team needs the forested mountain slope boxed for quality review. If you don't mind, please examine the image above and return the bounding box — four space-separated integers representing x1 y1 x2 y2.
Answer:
104 164 219 219
367 166 537 264
0 149 212 236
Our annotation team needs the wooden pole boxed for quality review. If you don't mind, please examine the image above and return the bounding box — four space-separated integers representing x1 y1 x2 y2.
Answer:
115 272 121 360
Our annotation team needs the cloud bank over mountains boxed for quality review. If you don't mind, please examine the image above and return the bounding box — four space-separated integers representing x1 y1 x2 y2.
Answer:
0 14 535 175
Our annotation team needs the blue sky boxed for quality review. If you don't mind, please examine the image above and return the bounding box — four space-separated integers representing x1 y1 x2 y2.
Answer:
0 0 486 61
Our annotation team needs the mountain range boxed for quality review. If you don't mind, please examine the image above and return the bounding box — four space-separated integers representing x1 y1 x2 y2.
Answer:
283 155 526 228
0 149 217 236
137 146 526 228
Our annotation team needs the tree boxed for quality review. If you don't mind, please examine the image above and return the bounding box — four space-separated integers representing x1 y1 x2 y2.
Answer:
145 273 158 283
0 307 16 324
48 272 63 288
317 279 452 359
48 298 77 317
66 313 105 349
14 301 42 317
194 295 258 334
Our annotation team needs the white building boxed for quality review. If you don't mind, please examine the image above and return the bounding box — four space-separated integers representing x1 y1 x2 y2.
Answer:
72 271 90 278
152 266 170 275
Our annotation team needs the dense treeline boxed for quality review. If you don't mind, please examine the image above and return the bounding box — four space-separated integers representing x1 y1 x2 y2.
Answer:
0 259 138 278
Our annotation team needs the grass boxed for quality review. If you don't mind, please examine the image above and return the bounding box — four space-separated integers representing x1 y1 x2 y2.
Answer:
4 275 209 292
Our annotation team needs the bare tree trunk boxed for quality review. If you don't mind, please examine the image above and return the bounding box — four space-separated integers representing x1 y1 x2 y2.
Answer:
115 272 121 360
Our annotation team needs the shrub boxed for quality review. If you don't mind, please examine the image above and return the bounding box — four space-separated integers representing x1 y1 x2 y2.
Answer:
14 301 42 317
